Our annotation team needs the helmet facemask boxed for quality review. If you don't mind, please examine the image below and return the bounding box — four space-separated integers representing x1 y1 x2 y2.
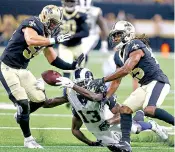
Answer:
109 21 135 50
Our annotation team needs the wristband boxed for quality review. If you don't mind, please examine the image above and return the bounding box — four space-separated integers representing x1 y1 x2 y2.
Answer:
49 38 56 45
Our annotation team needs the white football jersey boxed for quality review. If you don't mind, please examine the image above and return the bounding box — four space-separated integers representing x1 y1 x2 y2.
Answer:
67 88 114 133
77 6 101 35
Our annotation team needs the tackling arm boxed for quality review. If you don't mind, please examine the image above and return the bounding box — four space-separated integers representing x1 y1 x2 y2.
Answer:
104 50 144 82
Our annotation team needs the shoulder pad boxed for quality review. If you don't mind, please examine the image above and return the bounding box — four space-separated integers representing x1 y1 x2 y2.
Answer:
126 39 146 53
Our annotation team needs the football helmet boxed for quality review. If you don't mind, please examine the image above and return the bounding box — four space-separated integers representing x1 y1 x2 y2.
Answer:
62 0 78 12
39 5 63 36
73 68 93 88
109 20 135 50
79 0 92 10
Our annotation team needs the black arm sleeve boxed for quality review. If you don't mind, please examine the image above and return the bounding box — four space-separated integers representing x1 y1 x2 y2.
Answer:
51 56 73 70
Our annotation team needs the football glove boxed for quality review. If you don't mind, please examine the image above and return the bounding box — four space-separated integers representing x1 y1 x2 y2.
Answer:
55 33 72 43
56 77 74 88
72 53 85 69
99 120 110 131
89 78 105 90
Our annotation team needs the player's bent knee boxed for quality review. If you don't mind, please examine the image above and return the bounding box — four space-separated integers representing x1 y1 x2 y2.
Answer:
15 99 30 123
144 106 156 117
120 105 133 114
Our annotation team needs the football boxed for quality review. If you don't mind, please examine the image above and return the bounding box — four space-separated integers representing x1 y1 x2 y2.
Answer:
41 70 62 86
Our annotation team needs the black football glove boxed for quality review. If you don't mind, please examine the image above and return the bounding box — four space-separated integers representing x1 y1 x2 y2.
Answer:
99 120 110 131
89 78 105 91
88 140 103 147
72 53 85 69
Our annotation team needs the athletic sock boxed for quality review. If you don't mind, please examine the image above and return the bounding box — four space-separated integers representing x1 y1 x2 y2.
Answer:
19 114 31 138
136 121 152 131
154 108 174 125
120 114 132 143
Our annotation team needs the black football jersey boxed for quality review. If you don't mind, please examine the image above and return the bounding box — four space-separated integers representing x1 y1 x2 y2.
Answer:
61 9 89 47
1 16 45 69
114 39 169 85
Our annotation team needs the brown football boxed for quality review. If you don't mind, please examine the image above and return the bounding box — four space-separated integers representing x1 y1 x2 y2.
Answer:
41 70 62 86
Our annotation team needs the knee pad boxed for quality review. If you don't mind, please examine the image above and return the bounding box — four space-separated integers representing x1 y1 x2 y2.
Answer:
15 100 29 124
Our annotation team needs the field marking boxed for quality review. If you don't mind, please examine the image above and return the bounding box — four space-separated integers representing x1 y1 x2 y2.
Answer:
0 126 174 135
0 145 174 149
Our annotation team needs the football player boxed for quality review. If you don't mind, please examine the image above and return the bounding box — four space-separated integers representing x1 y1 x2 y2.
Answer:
78 0 109 65
57 0 89 79
88 21 174 152
42 68 168 151
0 5 84 148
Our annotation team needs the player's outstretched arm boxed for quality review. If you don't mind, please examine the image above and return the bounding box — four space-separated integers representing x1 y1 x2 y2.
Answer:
43 96 68 108
43 47 84 70
72 116 101 146
104 50 144 82
56 77 104 102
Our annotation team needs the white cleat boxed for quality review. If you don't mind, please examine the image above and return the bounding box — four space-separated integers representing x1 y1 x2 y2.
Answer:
24 136 43 149
149 120 168 140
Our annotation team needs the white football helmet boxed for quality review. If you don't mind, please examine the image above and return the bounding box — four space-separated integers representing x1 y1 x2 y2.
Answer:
109 20 135 50
39 5 63 36
79 0 92 10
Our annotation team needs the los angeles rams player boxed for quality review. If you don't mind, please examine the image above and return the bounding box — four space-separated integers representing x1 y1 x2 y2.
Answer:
43 68 168 151
0 5 84 148
89 21 174 152
57 0 89 79
78 0 109 65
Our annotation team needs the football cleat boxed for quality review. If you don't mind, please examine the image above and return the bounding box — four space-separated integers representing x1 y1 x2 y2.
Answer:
110 141 132 152
132 110 144 122
148 120 168 140
24 136 43 149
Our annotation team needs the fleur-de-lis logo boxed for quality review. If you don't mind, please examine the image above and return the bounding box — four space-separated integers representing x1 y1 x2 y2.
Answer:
29 20 36 27
132 43 139 50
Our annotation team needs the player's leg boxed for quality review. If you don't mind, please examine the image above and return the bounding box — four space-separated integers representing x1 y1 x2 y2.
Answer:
143 81 174 125
19 70 46 113
0 63 42 148
82 35 100 66
118 87 146 151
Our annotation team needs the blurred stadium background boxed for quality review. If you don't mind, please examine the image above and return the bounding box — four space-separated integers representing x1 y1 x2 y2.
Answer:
0 0 174 152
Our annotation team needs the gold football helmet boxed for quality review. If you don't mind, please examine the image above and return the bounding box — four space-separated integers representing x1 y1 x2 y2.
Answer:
39 5 63 36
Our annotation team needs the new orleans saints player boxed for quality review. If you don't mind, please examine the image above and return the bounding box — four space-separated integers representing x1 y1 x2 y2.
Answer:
89 21 174 152
0 5 84 148
57 0 89 79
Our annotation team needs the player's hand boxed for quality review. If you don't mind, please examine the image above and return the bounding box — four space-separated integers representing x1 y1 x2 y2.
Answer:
88 141 103 147
55 33 72 43
35 78 45 91
72 53 85 69
89 78 105 90
99 120 110 131
56 77 74 88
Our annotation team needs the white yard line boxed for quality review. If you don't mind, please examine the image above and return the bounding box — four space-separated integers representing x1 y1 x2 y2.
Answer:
0 126 174 135
0 145 174 149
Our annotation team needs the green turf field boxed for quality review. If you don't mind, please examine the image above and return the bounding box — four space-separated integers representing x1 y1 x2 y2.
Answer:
0 49 174 152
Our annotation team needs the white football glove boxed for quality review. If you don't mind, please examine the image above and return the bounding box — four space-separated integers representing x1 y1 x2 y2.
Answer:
56 33 72 43
56 77 74 88
35 78 45 91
